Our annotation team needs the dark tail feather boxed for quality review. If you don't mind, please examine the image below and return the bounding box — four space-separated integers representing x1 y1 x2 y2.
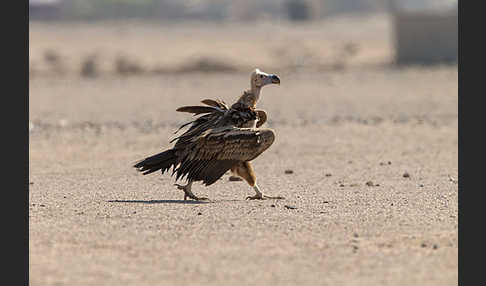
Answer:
133 149 177 175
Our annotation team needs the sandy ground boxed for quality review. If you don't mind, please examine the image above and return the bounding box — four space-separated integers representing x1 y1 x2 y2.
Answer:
29 17 457 286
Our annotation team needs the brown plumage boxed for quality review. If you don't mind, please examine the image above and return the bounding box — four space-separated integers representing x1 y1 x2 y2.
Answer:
133 69 283 200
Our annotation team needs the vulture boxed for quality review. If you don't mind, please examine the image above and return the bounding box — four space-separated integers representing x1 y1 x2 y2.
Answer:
133 69 283 201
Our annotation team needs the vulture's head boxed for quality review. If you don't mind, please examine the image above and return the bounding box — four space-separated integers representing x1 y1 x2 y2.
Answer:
251 68 280 89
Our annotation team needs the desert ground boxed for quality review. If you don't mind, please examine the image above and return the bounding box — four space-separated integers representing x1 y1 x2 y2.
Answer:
29 14 458 286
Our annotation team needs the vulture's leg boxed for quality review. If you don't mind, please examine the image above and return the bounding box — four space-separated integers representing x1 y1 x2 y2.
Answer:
234 162 285 200
174 180 208 201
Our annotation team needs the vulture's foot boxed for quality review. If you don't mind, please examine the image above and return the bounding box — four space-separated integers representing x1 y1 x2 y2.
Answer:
246 194 285 200
246 184 285 200
174 183 208 201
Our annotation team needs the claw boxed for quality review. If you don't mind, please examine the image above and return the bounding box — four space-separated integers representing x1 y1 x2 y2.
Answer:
246 194 263 200
174 183 209 201
245 194 285 200
264 195 285 200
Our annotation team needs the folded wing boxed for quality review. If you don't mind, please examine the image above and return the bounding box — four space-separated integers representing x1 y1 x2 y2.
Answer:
173 127 275 186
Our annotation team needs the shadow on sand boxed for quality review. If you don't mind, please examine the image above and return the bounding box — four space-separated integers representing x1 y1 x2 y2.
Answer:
107 199 210 205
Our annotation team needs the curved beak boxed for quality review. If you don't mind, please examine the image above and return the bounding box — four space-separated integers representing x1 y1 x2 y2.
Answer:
270 74 280 85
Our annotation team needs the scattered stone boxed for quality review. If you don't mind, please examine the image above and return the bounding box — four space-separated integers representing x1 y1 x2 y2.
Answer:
348 160 353 164
353 233 359 238
352 245 359 252
29 182 34 185
388 161 392 165
197 212 202 215
339 184 345 187
39 204 45 207
270 204 276 207
132 211 137 214
325 173 332 177
365 181 374 187
323 201 329 204
448 175 457 184
284 169 294 174
433 244 438 250
421 242 427 248
284 205 297 210
419 184 424 187
403 172 410 178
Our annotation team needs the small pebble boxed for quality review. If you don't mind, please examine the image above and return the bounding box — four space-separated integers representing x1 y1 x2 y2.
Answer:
284 169 294 174
197 212 202 215
448 175 457 184
323 201 329 204
339 184 345 187
270 204 276 208
421 243 427 248
403 172 410 178
325 173 332 177
433 244 438 250
284 205 297 210
366 181 374 187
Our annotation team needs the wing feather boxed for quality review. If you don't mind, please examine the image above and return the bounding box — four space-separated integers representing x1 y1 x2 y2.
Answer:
176 105 223 115
201 99 229 110
171 127 275 186
194 127 275 162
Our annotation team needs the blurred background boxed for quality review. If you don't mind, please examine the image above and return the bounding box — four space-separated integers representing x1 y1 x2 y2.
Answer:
29 0 458 158
29 0 457 77
28 0 459 154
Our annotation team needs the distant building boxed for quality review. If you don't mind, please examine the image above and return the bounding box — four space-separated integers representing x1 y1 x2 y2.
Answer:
29 0 63 20
390 0 458 64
